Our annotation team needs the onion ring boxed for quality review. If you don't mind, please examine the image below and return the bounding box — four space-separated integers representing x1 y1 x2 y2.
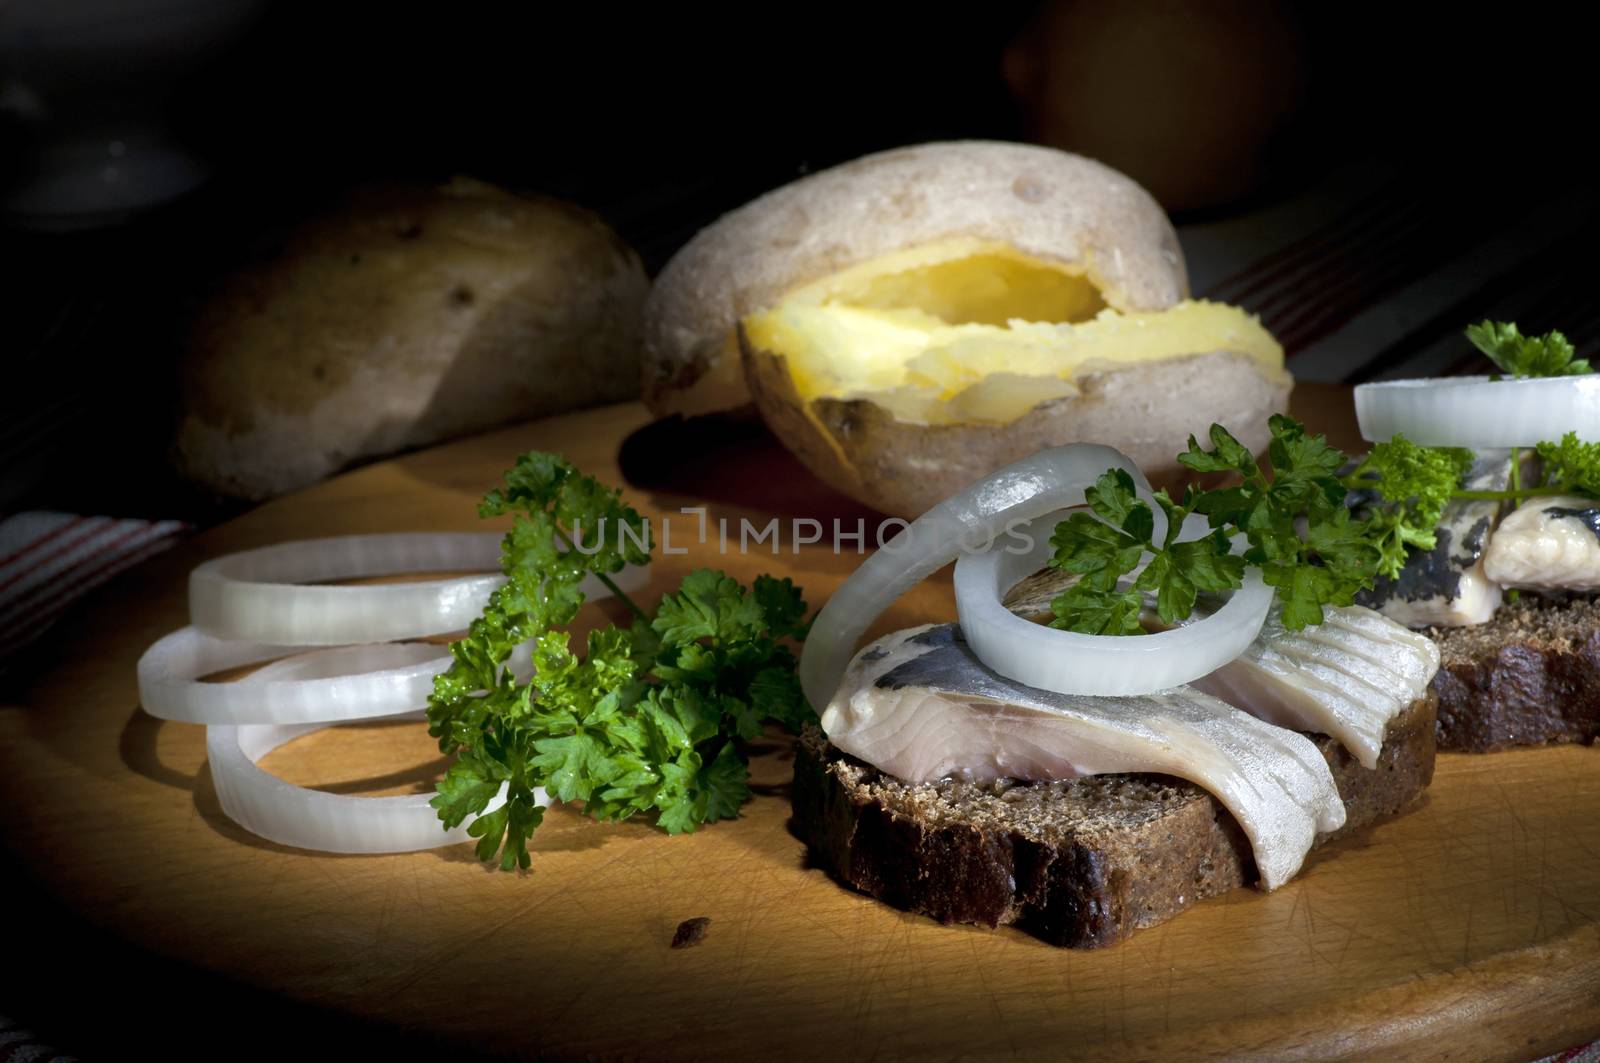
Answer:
139 633 447 725
137 633 543 726
207 714 525 854
1354 375 1600 448
953 511 1272 696
798 444 1149 711
190 532 649 646
203 645 529 853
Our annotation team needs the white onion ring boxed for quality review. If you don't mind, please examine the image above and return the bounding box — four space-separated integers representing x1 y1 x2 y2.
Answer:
140 634 442 724
1354 375 1600 447
204 649 532 854
799 444 1150 711
137 632 541 725
190 532 501 644
207 715 523 854
953 511 1272 696
190 532 650 646
148 533 638 723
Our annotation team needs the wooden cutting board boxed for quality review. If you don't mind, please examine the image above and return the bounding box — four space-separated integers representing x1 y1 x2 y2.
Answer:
2 384 1597 1060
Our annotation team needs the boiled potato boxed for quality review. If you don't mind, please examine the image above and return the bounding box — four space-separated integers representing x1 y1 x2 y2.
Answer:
645 141 1289 517
175 176 648 500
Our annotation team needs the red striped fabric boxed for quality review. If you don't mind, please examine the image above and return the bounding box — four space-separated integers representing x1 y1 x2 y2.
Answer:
1203 189 1404 305
0 517 110 595
1271 216 1449 352
1250 209 1421 323
1536 1042 1600 1063
1253 211 1425 320
0 514 85 569
1195 185 1471 360
0 524 153 618
1193 171 1597 377
0 512 188 665
0 534 175 655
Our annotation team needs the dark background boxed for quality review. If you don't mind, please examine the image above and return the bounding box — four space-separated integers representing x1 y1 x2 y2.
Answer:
4 3 1593 525
0 3 1595 1057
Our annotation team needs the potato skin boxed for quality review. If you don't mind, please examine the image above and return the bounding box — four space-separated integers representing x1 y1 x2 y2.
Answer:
646 140 1186 417
175 177 648 500
743 341 1290 518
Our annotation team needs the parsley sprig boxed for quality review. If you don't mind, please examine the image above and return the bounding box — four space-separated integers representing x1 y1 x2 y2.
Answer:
1339 427 1600 618
1350 322 1596 569
1531 433 1600 496
1341 435 1474 580
428 452 812 870
1051 415 1377 633
1052 321 1596 633
1467 320 1590 378
1054 421 1600 635
1048 469 1242 635
1181 415 1382 630
1354 431 1600 509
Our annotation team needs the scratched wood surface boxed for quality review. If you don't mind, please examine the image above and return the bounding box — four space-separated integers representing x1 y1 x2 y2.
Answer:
2 384 1597 1061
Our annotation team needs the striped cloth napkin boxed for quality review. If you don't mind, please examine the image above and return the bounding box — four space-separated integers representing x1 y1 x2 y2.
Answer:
1182 164 1599 381
0 512 188 666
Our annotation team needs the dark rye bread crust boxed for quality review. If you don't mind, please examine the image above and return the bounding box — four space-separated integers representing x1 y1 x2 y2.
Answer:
1429 596 1600 752
792 694 1437 949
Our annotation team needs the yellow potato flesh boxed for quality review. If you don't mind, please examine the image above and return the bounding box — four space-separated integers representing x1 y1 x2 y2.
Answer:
741 240 1285 425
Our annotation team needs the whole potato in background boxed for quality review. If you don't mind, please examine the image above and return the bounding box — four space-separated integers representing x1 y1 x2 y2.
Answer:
174 176 648 500
1004 0 1309 214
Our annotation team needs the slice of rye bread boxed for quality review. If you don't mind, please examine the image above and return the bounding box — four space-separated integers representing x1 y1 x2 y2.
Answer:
1429 595 1600 751
791 693 1436 949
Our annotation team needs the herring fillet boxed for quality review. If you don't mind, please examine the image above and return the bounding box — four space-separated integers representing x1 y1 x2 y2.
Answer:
820 623 1346 890
1188 604 1440 769
1482 496 1600 591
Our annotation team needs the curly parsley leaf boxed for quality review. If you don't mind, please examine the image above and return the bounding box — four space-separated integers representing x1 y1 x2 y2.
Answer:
1342 434 1474 579
1179 422 1258 476
1534 432 1600 497
1467 320 1590 378
1050 333 1598 635
1049 580 1146 635
1137 531 1247 623
427 451 812 870
748 663 809 732
1261 561 1344 631
1056 417 1384 634
433 749 509 831
1048 469 1244 633
1049 509 1145 590
652 569 761 645
1183 417 1376 628
752 575 811 640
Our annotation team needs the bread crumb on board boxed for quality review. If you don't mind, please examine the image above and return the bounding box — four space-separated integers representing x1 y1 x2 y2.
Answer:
670 917 711 949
